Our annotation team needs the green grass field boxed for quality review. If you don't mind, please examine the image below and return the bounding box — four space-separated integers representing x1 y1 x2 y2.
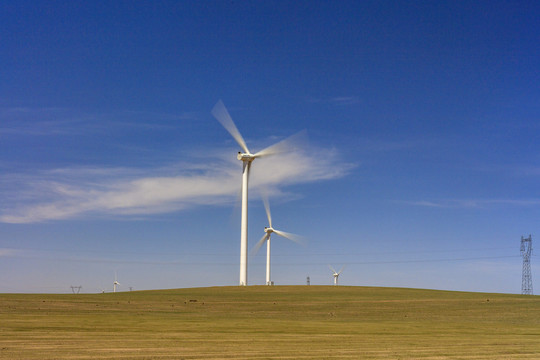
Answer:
1 286 539 359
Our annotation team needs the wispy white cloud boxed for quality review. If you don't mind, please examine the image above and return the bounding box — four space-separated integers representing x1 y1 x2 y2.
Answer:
0 107 198 137
355 138 429 153
305 96 361 106
404 199 540 209
0 145 354 224
328 97 360 105
0 248 18 257
478 164 540 178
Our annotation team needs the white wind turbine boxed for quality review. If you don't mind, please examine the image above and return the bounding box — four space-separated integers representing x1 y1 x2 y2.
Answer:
329 265 344 286
113 272 121 293
212 100 299 286
251 196 304 285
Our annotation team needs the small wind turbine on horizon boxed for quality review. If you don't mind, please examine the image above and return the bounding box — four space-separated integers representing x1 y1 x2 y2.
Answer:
113 272 121 293
329 265 344 286
251 195 304 285
212 100 301 286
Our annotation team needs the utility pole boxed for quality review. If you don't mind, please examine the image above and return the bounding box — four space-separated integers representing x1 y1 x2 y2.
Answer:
521 235 533 295
306 276 310 285
70 285 82 294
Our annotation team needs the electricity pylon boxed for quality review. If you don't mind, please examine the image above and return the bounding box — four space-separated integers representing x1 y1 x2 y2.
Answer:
521 235 533 295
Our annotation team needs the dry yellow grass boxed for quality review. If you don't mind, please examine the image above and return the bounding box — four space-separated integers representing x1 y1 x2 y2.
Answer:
1 286 539 359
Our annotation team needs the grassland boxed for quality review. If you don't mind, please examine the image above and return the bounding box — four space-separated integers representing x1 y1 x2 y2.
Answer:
1 286 539 359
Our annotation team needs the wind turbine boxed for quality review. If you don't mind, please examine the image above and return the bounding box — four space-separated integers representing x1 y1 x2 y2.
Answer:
212 100 298 286
251 196 303 285
329 265 344 286
113 272 121 293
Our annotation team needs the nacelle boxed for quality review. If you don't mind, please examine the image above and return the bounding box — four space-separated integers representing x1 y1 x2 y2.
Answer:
237 152 255 161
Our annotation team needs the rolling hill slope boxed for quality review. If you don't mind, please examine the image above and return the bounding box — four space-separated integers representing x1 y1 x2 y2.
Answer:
1 286 539 359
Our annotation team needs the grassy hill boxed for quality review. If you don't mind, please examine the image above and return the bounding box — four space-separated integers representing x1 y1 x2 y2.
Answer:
1 286 539 359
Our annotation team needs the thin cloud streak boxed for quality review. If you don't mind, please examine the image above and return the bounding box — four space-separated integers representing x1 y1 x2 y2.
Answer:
305 96 360 106
0 107 198 137
0 146 353 223
0 248 18 257
0 248 231 266
405 199 540 209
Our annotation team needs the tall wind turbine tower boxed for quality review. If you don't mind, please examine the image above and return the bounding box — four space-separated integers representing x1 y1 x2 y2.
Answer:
521 235 533 295
251 196 303 285
212 100 298 286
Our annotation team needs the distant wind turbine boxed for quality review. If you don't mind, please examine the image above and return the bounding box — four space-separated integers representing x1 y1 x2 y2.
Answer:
212 100 300 286
329 265 344 285
251 195 304 285
113 272 121 293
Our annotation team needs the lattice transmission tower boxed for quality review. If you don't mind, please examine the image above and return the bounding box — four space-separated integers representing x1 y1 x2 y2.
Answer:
520 235 533 295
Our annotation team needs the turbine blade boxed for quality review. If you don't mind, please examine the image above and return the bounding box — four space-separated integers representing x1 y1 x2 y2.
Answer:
253 130 306 158
328 265 337 274
250 233 269 256
337 266 345 275
273 229 305 245
211 100 250 154
262 193 272 228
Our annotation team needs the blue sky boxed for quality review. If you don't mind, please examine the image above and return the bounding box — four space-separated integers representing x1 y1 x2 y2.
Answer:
1 1 539 293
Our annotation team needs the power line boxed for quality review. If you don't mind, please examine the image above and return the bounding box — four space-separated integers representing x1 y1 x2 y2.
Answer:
4 245 517 259
270 255 521 266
